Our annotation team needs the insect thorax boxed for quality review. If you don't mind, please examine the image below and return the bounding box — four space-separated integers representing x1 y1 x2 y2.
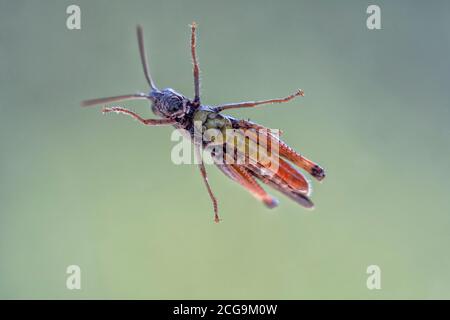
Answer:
192 108 232 133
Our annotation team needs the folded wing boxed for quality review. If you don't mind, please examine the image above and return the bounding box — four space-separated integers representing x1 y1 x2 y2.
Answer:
209 118 319 209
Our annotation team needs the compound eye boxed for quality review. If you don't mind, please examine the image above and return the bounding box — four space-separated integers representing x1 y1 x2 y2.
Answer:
167 97 183 113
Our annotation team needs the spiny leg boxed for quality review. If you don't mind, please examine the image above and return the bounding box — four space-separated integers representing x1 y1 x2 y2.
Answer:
214 89 304 112
278 141 326 181
195 145 220 223
190 22 201 105
102 107 176 126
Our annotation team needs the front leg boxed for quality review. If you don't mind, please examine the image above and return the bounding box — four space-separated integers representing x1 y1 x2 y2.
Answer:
102 107 176 126
190 22 201 106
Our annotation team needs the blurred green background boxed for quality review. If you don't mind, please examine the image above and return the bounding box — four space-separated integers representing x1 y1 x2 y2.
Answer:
1 0 450 299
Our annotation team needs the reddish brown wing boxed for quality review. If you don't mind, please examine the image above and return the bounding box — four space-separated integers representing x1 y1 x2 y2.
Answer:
216 161 314 209
216 164 279 208
216 117 316 208
277 140 326 181
237 118 326 181
247 164 314 209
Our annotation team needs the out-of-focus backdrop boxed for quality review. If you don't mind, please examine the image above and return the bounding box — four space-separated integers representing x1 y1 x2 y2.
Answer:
1 0 450 299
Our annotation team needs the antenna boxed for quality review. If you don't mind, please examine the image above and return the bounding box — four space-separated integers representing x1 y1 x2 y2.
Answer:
137 25 157 91
81 93 150 107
